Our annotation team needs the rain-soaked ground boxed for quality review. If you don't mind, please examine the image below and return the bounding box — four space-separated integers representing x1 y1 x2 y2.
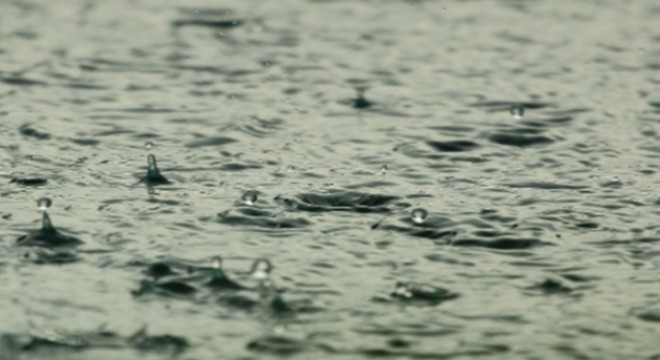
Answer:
1 0 660 359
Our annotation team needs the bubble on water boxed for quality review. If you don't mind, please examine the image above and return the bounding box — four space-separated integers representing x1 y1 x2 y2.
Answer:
211 256 223 269
37 197 52 211
510 105 525 119
393 282 413 298
274 195 298 210
411 208 428 224
241 190 258 206
144 141 154 150
251 258 273 280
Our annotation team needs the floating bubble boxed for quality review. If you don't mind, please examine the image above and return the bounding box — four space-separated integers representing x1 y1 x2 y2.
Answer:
510 105 525 119
274 195 298 210
241 190 258 206
251 258 273 280
393 282 413 298
144 141 154 150
211 256 223 269
410 208 428 224
37 197 52 211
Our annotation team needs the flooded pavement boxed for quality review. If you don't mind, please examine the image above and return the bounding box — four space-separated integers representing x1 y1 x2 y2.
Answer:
1 0 660 358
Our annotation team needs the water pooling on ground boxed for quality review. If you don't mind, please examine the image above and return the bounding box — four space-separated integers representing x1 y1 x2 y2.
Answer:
1 0 660 359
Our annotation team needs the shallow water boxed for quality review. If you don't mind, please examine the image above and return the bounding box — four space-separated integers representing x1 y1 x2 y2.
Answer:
1 0 660 359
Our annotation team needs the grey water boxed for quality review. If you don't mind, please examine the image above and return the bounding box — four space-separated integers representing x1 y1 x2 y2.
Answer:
1 0 660 359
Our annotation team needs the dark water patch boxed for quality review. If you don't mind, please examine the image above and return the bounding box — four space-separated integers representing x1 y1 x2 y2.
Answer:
589 237 660 246
128 327 189 355
219 162 263 171
185 136 237 148
373 218 458 241
288 191 400 213
247 335 330 356
354 323 458 338
16 226 84 249
0 327 188 357
63 82 108 90
95 107 180 114
0 76 48 86
384 281 459 306
519 116 573 128
78 57 168 74
574 221 599 229
524 279 574 295
452 237 549 250
172 19 244 30
19 124 51 140
344 181 398 189
9 177 48 186
132 279 197 297
634 310 660 323
488 132 555 147
503 181 588 190
470 100 552 112
216 211 312 230
70 138 100 146
355 345 509 359
21 248 80 264
426 140 479 152
428 125 475 133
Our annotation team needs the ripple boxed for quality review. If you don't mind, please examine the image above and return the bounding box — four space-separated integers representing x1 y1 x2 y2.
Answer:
426 140 480 152
488 132 555 147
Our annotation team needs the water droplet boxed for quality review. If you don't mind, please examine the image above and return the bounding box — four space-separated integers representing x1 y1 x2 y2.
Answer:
211 256 223 269
251 258 273 280
147 154 158 171
411 208 428 224
37 197 52 211
353 87 372 109
144 141 154 150
510 105 525 119
241 190 258 206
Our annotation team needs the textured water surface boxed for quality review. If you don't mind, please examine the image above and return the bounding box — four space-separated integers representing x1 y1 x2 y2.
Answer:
1 0 660 359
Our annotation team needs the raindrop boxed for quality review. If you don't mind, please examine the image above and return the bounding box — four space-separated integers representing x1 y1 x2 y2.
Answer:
144 141 154 150
410 208 428 224
241 190 258 206
510 105 525 119
37 197 52 211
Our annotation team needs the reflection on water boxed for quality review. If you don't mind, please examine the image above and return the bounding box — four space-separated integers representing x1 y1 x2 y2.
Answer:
1 0 660 358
